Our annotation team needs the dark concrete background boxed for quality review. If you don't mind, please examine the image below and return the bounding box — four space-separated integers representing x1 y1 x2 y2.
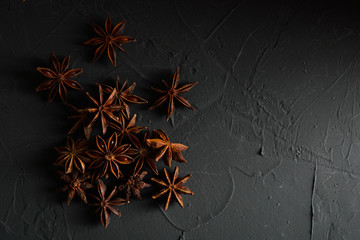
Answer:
1 0 360 239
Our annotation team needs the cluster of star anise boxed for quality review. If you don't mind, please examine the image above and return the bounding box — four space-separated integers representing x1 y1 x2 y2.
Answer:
36 15 197 228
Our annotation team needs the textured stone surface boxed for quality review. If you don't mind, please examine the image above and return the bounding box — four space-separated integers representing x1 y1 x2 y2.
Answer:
1 0 360 239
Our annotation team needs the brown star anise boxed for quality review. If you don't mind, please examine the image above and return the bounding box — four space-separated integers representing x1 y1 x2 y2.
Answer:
79 85 123 136
54 136 89 174
84 15 136 66
101 76 148 118
109 114 145 144
66 103 90 139
87 133 133 180
149 67 198 121
129 129 158 175
90 179 129 228
36 52 83 102
146 130 188 167
151 167 193 210
118 171 151 200
57 171 93 205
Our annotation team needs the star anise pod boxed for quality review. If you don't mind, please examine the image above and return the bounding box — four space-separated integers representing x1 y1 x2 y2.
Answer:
128 129 158 175
149 67 198 121
57 171 93 205
87 133 133 180
90 179 129 228
146 130 188 167
84 15 136 66
109 114 145 144
54 136 89 174
151 167 193 210
118 171 150 200
101 76 147 118
79 85 123 136
66 104 91 139
36 52 83 102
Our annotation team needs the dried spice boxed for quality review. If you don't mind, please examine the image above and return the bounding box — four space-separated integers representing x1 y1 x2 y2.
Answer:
90 179 129 228
151 167 193 210
128 129 158 175
101 76 148 118
146 129 188 167
118 171 151 200
149 67 198 121
109 114 145 144
84 15 136 66
54 136 89 174
79 85 124 136
36 53 83 102
37 14 198 229
66 104 90 138
87 133 133 180
57 171 93 205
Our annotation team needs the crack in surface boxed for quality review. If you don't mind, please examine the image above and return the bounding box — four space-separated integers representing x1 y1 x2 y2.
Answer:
310 165 317 240
25 8 76 59
203 1 242 44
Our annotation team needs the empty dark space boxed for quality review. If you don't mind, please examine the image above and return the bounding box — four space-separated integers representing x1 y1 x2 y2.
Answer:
1 0 360 239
